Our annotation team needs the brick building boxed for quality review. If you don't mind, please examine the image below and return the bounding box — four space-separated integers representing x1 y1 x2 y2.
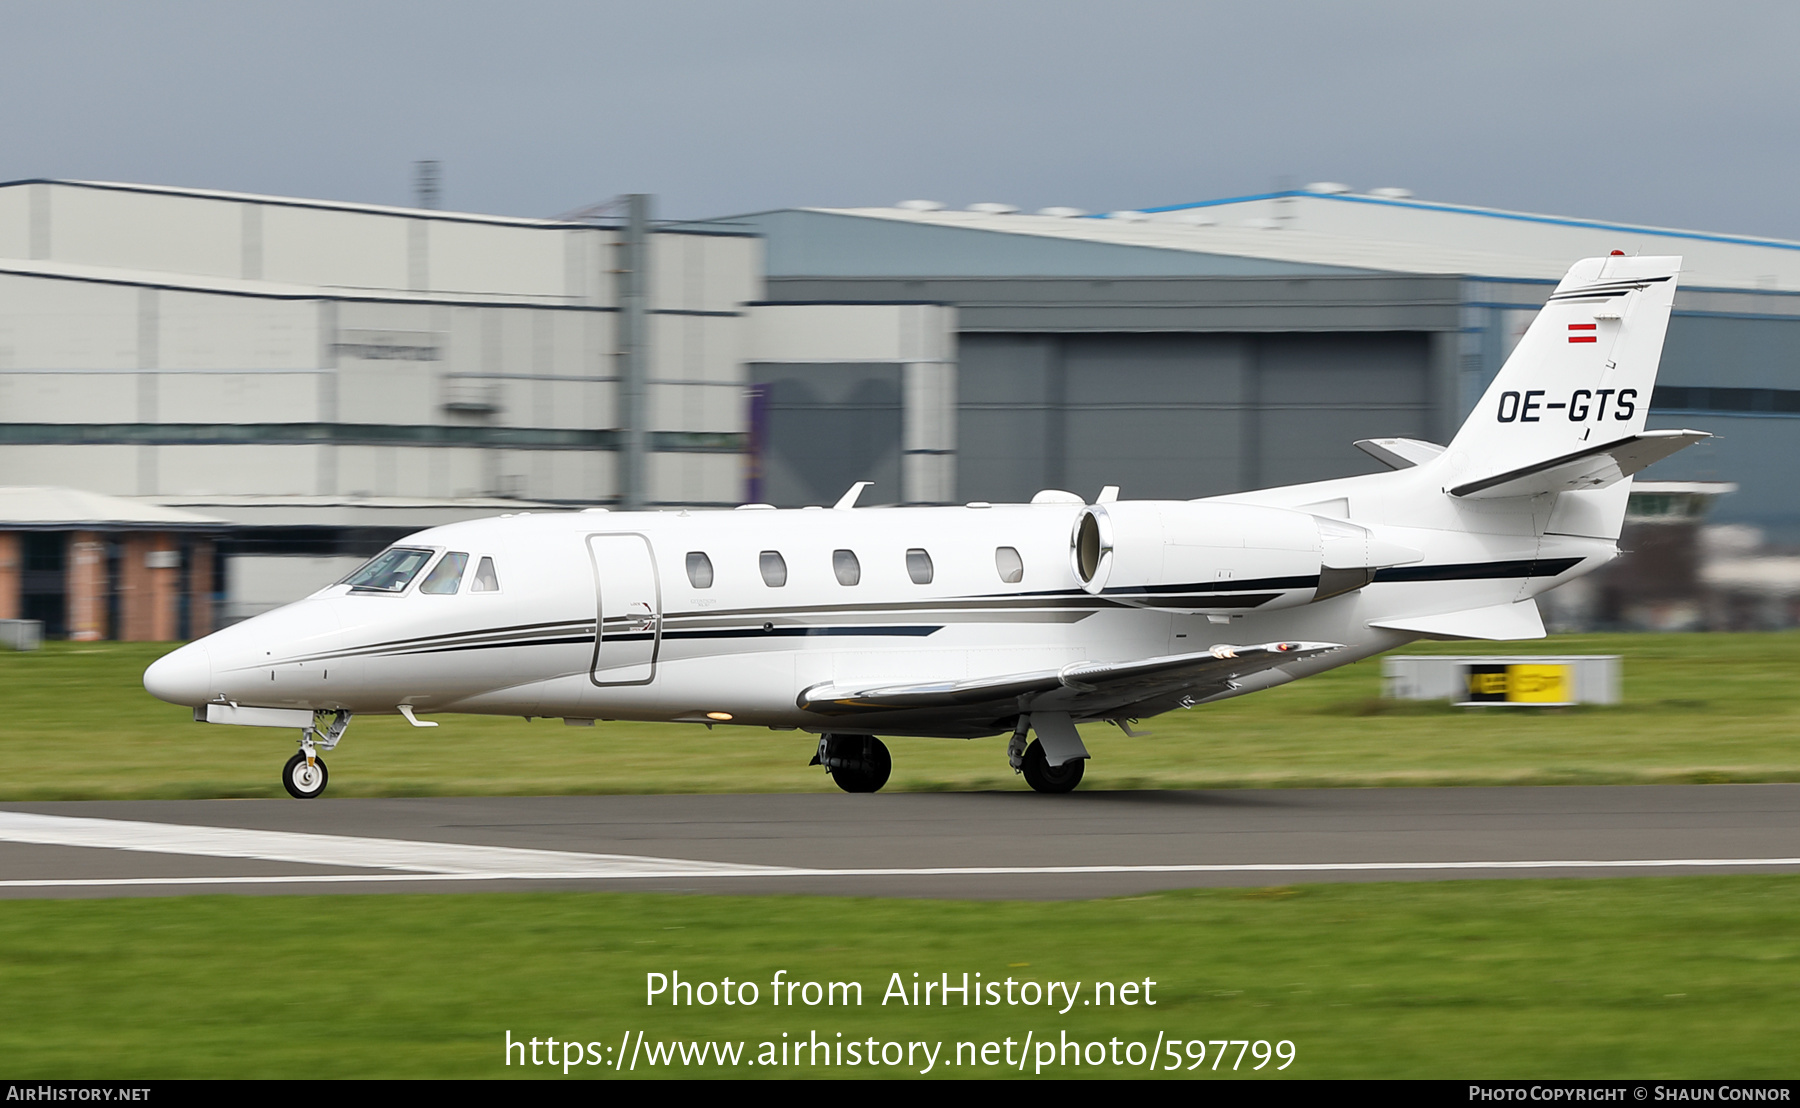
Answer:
0 486 221 640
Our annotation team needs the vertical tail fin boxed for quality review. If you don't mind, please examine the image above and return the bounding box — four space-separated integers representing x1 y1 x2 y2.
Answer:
1447 255 1682 482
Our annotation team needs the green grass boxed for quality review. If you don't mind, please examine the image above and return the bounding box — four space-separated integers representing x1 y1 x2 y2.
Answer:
7 640 1798 1080
3 633 1800 799
2 877 1796 1078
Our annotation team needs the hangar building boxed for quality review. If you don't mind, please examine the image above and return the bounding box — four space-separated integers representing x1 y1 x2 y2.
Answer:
1 178 1795 637
0 179 949 631
719 190 1799 546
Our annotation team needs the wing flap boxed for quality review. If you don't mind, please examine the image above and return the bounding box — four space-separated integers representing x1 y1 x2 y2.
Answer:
800 641 1342 715
1450 429 1710 499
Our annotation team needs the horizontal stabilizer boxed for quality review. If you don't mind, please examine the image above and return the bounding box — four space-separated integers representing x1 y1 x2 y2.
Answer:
1369 600 1546 641
801 641 1341 716
1450 429 1711 499
1354 437 1446 471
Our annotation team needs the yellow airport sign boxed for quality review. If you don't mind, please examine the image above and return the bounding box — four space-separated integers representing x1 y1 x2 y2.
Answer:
1460 663 1574 705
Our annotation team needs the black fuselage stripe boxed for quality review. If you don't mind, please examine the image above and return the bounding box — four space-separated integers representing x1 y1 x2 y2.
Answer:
1105 575 1318 595
296 626 596 662
1106 558 1584 597
1102 593 1281 608
662 626 940 641
393 635 600 656
346 618 594 652
287 558 1584 662
382 626 942 657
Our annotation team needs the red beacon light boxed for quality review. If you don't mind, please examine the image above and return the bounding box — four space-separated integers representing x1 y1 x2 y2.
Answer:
1610 250 1626 256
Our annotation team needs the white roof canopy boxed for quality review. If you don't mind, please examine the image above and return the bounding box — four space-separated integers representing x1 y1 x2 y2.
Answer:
0 487 225 529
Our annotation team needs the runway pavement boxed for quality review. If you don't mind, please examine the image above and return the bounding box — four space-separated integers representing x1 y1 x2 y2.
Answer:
2 783 1798 899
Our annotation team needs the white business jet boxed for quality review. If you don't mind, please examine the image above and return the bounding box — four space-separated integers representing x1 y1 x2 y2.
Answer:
146 254 1705 798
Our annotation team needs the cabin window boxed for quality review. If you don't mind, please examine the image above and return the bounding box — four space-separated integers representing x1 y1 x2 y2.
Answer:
906 548 933 585
471 557 500 593
419 552 469 594
995 546 1025 584
685 551 714 589
833 549 861 586
343 547 434 593
759 550 788 587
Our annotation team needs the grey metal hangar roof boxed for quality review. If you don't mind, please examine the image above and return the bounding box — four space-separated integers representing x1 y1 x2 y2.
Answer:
709 188 1800 289
712 190 1800 540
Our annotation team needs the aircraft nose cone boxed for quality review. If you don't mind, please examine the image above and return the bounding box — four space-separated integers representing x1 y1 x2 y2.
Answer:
144 642 213 707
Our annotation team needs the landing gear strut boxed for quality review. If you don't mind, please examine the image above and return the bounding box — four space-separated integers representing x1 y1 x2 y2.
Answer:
283 710 352 800
812 733 892 793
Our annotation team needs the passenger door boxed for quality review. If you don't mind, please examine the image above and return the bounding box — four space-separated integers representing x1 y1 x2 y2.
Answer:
587 533 662 686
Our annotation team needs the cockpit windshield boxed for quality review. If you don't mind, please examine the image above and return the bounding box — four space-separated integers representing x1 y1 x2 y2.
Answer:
341 547 435 593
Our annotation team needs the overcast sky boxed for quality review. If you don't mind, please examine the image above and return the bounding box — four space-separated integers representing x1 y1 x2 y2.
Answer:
4 1 1796 236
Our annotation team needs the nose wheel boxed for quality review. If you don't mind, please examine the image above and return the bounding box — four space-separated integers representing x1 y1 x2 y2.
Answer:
280 709 351 799
283 750 329 799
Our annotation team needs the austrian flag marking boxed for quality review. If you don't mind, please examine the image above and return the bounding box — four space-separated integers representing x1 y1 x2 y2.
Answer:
1568 323 1598 344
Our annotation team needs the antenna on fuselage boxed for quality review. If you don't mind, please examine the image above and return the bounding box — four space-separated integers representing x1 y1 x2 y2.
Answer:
833 481 874 510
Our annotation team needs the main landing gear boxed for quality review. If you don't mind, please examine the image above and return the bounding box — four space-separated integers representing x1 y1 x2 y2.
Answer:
812 734 892 793
283 710 352 800
805 716 1091 796
1020 740 1084 793
1008 715 1088 794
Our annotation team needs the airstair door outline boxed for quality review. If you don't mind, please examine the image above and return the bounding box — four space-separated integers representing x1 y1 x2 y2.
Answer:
587 533 661 686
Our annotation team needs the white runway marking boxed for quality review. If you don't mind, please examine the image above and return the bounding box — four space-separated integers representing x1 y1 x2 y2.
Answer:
2 811 1800 889
0 810 780 878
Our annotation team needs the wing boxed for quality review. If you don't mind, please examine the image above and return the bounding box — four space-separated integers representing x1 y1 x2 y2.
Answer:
799 640 1342 719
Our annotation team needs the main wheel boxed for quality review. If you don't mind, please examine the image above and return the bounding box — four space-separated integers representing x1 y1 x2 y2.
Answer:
1021 740 1084 794
282 751 329 799
821 734 892 794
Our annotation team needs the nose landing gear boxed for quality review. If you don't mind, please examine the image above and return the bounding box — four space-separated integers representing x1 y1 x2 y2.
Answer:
283 750 328 799
282 710 352 800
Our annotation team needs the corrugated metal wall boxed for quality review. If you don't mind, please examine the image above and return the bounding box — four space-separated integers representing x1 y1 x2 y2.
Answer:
957 332 1432 503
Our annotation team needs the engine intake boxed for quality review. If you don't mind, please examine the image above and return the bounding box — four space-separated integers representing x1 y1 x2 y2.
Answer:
1068 502 1419 612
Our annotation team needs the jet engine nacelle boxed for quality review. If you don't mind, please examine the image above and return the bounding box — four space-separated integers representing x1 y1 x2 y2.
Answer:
1069 500 1421 613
